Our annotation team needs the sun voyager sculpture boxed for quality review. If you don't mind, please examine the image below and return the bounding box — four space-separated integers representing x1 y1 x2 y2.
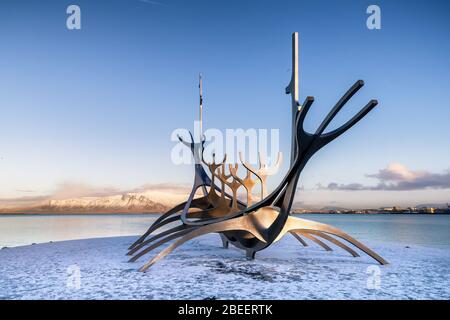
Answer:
128 32 388 271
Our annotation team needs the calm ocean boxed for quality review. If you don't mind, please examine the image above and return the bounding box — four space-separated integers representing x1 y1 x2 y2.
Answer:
1 214 449 248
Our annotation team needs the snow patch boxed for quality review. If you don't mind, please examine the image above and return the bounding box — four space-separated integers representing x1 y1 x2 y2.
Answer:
0 235 449 299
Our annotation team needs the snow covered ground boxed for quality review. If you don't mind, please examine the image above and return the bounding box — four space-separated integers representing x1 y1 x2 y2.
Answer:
0 234 449 300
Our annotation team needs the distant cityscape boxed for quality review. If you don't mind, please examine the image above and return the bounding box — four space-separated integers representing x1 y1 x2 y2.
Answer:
293 204 450 214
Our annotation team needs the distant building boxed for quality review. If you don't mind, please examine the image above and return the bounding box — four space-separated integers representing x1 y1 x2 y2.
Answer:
426 207 435 214
418 206 435 214
407 207 418 213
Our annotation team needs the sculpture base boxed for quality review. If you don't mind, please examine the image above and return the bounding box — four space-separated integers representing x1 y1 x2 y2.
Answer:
129 207 388 272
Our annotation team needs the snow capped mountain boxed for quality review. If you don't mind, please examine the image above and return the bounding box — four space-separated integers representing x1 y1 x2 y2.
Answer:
42 194 167 213
1 188 192 214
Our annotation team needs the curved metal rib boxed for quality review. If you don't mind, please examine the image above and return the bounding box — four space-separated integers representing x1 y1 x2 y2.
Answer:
128 224 189 256
129 228 196 263
239 151 283 199
290 232 308 246
229 164 257 206
314 80 365 136
145 196 213 231
279 216 388 265
318 99 378 147
129 214 183 251
128 202 186 250
305 230 359 257
139 215 267 271
129 194 215 251
291 229 359 257
299 232 332 251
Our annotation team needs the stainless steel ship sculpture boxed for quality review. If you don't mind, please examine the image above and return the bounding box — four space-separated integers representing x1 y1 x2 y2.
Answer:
128 33 388 271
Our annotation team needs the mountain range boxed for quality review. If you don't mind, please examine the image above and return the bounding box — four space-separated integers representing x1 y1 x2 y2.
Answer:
0 188 190 214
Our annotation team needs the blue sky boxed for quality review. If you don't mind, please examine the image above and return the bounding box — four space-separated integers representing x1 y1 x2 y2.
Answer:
0 0 449 208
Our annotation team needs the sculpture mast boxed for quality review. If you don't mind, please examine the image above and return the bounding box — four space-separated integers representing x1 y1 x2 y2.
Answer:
199 73 203 141
285 32 300 165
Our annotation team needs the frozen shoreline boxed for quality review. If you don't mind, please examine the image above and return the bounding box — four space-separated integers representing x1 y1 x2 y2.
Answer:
1 235 449 300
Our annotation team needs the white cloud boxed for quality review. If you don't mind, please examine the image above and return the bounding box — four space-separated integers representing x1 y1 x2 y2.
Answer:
322 163 450 191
